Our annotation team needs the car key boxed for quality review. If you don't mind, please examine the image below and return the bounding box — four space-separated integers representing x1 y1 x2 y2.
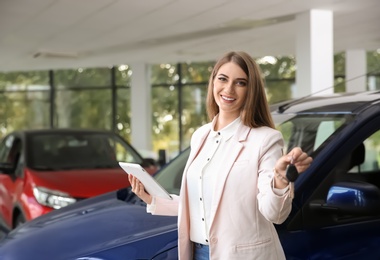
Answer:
286 162 299 182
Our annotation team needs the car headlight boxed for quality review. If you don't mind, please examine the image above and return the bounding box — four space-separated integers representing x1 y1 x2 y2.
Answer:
33 186 77 209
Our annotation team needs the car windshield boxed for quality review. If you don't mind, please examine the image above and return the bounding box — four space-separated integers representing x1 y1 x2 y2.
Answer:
154 112 354 196
155 148 190 195
28 132 143 170
273 113 353 155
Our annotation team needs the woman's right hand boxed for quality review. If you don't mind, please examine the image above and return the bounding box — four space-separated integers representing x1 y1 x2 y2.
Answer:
128 174 153 204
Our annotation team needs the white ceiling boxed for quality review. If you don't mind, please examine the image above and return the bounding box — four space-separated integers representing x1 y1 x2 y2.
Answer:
1 0 379 72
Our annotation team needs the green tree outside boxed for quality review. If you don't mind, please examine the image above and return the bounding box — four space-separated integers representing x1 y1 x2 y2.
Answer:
1 51 379 156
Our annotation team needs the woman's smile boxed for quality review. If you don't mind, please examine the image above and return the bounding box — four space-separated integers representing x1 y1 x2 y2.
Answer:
221 95 236 102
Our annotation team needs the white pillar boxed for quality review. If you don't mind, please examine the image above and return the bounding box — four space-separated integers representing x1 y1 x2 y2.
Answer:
346 49 366 92
130 63 152 152
296 10 334 97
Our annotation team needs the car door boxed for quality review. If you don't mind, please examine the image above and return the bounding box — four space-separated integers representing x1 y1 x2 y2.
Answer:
282 115 380 259
0 134 22 229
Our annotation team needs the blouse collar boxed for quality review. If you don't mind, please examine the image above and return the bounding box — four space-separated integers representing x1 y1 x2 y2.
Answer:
210 115 241 141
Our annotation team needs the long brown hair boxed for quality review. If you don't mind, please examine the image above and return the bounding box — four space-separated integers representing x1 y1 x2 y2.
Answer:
206 51 275 129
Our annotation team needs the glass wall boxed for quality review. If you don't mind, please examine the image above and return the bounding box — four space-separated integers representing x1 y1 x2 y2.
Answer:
1 51 379 156
54 68 113 130
0 71 50 134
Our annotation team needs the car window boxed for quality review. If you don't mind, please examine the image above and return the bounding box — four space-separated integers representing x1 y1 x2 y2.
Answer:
113 139 139 163
314 121 342 150
349 130 380 173
0 135 22 166
0 135 14 163
276 115 348 155
28 133 143 169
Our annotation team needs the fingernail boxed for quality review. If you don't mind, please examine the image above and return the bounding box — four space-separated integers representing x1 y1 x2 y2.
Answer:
288 155 294 163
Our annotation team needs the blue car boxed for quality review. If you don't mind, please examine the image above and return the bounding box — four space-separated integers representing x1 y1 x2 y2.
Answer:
1 91 380 259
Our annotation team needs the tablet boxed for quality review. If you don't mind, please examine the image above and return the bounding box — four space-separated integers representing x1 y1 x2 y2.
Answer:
119 162 172 200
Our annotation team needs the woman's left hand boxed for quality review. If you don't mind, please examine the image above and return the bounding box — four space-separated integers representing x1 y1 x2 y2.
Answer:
275 147 313 176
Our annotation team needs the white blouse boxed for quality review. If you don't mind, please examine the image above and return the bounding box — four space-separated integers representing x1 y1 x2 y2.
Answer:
186 116 241 245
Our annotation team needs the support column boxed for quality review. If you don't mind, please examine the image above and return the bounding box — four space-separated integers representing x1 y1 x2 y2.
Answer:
130 63 152 152
296 10 334 97
346 49 367 92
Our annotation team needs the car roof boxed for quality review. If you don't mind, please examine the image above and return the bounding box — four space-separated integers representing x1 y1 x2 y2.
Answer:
272 90 380 114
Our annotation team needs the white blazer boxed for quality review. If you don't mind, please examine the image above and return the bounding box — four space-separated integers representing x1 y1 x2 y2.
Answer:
151 121 292 260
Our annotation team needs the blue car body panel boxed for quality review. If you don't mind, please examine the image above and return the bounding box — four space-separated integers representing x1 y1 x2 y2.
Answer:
0 192 178 259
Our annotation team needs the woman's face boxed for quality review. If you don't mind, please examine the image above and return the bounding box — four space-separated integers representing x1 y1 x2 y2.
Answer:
213 62 248 117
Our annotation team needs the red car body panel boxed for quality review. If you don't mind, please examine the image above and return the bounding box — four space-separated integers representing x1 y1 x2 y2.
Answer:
28 168 131 197
0 175 15 227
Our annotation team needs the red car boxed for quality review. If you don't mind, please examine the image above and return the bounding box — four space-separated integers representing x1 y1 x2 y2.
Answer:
0 129 157 230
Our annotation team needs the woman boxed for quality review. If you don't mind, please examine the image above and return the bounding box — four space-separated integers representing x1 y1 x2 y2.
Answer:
129 51 313 260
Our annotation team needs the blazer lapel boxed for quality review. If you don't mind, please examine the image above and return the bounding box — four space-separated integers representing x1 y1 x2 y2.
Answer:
209 124 251 224
183 125 211 176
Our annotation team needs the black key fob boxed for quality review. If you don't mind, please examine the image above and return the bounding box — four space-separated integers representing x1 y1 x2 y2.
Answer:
286 164 299 182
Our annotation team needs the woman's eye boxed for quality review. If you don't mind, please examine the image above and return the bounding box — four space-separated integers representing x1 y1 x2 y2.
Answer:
217 77 227 82
236 81 247 86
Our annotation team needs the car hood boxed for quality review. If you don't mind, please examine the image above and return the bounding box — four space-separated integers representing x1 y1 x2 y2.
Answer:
0 189 177 259
27 168 131 197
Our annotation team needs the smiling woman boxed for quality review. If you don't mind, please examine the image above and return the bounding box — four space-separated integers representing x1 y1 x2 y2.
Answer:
129 51 312 260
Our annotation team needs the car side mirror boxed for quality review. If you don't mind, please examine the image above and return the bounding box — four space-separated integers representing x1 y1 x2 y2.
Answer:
325 181 380 214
